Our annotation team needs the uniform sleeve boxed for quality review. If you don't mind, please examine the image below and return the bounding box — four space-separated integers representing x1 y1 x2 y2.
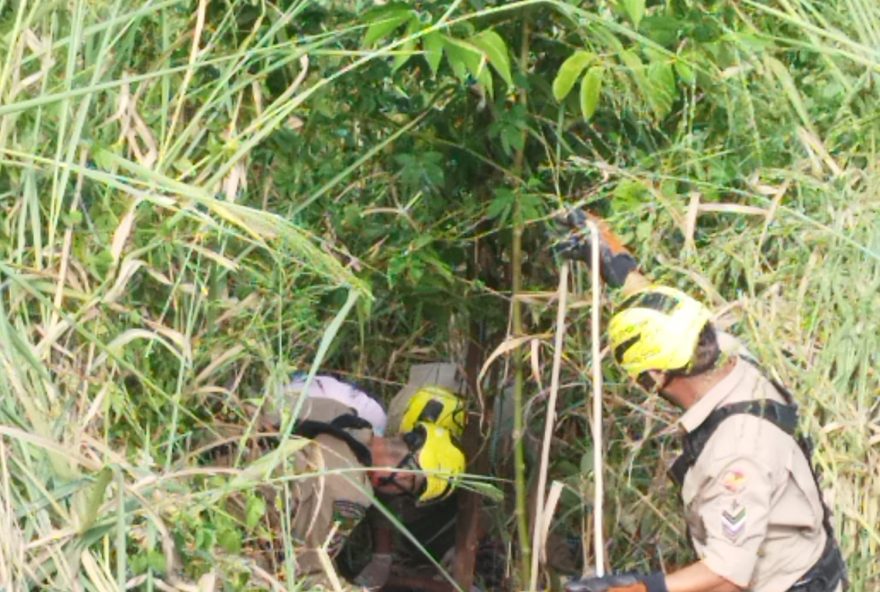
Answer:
695 457 773 587
291 439 372 575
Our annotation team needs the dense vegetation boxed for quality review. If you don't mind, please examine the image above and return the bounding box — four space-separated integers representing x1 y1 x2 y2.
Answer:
0 0 877 590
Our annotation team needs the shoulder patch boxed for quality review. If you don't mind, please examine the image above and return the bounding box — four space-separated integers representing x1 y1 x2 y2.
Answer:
721 469 747 493
327 500 367 556
332 500 366 528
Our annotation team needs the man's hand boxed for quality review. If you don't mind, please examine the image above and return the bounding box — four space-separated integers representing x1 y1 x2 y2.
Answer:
565 572 668 592
353 553 392 590
553 210 639 288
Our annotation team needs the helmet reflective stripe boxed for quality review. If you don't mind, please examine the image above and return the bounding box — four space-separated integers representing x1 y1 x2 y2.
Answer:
620 290 679 315
612 292 681 364
400 386 466 439
608 285 712 379
407 422 466 503
613 334 640 364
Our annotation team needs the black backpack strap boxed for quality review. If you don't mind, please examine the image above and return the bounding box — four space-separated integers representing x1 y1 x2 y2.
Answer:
788 533 849 592
204 414 374 467
669 399 798 487
293 415 373 467
739 360 838 540
326 414 374 432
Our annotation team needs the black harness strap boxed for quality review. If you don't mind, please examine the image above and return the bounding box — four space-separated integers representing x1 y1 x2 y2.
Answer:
761 374 837 539
292 414 374 467
669 399 798 487
206 414 374 467
789 533 848 592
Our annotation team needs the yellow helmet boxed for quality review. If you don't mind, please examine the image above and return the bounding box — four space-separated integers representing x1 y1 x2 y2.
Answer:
399 386 467 439
608 285 712 379
404 422 466 503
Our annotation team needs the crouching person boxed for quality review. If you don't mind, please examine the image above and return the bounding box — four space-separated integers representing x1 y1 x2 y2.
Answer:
347 363 469 591
213 374 466 590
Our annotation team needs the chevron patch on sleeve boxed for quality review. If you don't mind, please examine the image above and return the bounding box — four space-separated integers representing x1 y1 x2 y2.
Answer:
721 501 747 542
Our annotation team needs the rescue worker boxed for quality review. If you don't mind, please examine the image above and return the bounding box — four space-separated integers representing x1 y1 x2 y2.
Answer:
555 212 847 592
213 373 466 589
349 363 469 590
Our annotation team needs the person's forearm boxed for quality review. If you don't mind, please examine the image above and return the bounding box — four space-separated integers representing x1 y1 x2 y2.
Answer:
664 561 742 592
373 523 393 554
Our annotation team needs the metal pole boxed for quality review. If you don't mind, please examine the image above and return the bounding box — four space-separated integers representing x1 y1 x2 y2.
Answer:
585 220 605 576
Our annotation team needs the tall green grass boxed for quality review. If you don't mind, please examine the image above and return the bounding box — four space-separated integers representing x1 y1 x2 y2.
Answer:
0 1 372 588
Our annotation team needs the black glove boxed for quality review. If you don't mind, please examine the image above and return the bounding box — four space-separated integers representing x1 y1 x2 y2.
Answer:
565 572 668 592
553 209 638 288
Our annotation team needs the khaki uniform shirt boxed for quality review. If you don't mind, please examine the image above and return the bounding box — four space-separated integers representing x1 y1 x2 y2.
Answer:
285 397 374 578
678 358 827 591
216 395 374 586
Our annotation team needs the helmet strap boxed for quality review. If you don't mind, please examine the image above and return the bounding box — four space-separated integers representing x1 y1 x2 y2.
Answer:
375 452 423 498
636 370 671 393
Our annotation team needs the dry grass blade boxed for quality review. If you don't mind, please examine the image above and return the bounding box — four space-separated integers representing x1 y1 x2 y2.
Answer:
529 263 568 590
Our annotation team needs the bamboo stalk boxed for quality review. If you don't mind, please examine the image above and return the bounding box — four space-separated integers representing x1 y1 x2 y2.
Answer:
511 13 533 588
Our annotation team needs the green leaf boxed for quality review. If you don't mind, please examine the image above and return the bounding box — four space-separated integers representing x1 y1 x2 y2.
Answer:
245 494 267 530
516 193 545 223
461 479 504 502
646 61 676 119
147 549 166 574
639 15 682 48
62 209 83 227
620 0 645 28
501 124 522 154
487 188 515 222
469 29 512 86
579 66 603 120
442 36 481 82
232 439 310 486
93 147 115 170
78 467 113 532
674 56 695 85
392 18 420 72
621 49 672 119
552 51 595 102
442 35 494 97
364 6 414 46
423 31 444 76
765 56 813 130
618 48 643 73
580 449 594 474
613 179 648 205
619 48 647 95
219 528 242 553
475 61 494 99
